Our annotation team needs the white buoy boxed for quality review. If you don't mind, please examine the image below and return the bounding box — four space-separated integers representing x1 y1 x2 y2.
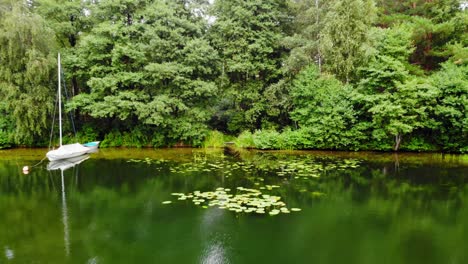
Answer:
22 166 29 174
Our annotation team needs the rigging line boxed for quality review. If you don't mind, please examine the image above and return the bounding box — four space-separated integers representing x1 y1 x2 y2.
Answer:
49 87 59 151
60 64 77 138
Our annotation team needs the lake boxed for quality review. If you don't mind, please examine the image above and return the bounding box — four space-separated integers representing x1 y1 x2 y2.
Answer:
0 148 467 264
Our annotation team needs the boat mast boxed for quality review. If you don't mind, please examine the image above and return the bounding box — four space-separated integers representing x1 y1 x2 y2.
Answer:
58 53 62 147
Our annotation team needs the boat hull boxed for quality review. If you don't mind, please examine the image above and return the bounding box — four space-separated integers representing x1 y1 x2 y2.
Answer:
46 143 91 161
83 141 100 151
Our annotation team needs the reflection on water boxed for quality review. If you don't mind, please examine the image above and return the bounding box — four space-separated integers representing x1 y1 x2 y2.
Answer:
87 256 99 264
201 242 228 264
48 155 89 257
4 246 14 260
200 208 229 264
0 149 467 263
61 170 70 256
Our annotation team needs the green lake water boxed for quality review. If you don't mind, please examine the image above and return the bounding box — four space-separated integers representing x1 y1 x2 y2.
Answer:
0 148 467 264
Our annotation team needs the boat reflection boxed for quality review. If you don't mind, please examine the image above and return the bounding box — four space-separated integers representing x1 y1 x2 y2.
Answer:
47 154 89 257
47 154 90 171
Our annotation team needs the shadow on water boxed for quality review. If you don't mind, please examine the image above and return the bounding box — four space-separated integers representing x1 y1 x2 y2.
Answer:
0 149 467 263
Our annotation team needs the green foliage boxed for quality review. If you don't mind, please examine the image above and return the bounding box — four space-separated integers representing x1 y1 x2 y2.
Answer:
401 135 439 152
355 24 438 151
208 0 289 132
358 24 415 93
252 130 281 150
320 0 376 83
101 130 123 148
0 1 57 145
281 0 329 74
236 126 365 151
122 128 148 148
101 127 149 148
365 78 438 149
68 0 218 145
0 0 464 152
209 0 286 82
279 128 313 149
34 0 90 48
150 133 166 148
74 125 99 144
234 131 255 149
0 130 12 149
376 0 466 70
430 62 468 152
203 130 227 148
353 25 466 153
291 66 363 150
0 102 13 149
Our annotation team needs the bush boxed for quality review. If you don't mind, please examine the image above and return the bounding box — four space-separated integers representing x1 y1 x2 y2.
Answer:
101 130 123 147
0 130 12 149
401 135 438 152
122 130 147 148
203 130 233 148
234 131 255 148
253 130 281 150
280 128 315 149
76 125 99 143
151 133 166 148
235 127 366 151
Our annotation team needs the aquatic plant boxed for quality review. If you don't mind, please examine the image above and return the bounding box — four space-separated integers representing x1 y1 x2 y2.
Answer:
166 187 299 216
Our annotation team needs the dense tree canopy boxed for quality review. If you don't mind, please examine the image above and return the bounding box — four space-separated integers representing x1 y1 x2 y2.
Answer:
319 0 376 83
207 0 289 133
68 0 219 145
0 0 466 152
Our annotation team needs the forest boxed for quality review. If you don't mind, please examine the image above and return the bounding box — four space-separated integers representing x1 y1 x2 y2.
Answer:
0 0 466 152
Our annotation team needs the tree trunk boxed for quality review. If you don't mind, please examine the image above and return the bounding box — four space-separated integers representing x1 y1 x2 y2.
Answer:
394 133 402 151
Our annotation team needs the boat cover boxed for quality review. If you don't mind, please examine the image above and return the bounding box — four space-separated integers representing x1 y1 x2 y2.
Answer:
46 143 91 161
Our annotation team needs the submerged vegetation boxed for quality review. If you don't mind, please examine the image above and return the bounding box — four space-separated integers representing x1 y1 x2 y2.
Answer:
0 0 466 152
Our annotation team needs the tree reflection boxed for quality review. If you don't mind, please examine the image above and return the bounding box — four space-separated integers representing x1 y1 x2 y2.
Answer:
0 150 467 263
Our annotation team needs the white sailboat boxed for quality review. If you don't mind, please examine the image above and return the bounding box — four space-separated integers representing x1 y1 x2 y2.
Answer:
46 53 94 161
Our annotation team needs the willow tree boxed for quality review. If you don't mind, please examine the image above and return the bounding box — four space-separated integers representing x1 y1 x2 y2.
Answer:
0 1 57 145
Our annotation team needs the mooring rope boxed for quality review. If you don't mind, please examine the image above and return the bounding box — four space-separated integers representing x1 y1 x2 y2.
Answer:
30 156 48 168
